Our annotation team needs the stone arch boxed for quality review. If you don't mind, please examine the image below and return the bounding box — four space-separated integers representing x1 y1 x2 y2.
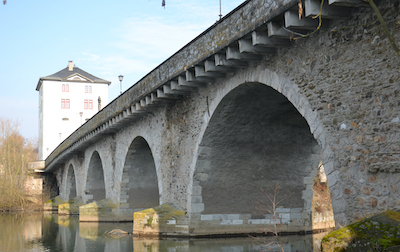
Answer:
64 163 77 200
85 150 106 203
120 136 159 211
188 67 343 228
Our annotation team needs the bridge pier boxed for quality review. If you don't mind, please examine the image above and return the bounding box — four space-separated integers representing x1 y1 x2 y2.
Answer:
58 197 84 215
79 199 133 222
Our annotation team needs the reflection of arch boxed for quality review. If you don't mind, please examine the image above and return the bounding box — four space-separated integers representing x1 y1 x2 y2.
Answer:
192 83 321 215
65 164 76 200
85 151 105 203
120 137 159 211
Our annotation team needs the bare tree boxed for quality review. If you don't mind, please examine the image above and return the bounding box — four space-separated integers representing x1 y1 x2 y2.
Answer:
0 118 37 210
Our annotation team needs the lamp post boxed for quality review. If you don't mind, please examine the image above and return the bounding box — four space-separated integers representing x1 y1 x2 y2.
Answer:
119 75 124 94
219 0 222 20
79 112 83 125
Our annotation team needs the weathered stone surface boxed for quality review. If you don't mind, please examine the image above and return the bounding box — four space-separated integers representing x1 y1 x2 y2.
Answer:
43 0 400 235
43 196 65 212
79 199 133 222
321 209 400 252
133 203 188 236
58 197 84 215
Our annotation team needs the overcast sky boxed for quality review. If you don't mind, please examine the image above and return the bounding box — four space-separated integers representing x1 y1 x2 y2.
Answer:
0 0 245 140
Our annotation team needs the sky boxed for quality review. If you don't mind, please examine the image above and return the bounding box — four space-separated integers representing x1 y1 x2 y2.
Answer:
0 0 245 140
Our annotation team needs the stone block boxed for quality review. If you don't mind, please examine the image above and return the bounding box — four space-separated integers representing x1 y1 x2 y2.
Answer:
327 170 339 187
191 186 202 196
240 214 252 219
195 160 211 171
200 214 213 221
303 176 314 185
213 214 227 220
291 208 303 213
193 173 208 182
232 219 243 225
276 208 291 213
248 219 261 224
291 213 302 219
197 146 212 157
120 194 129 199
227 214 240 220
279 213 291 219
191 203 204 213
133 203 189 236
265 214 274 219
191 196 202 204
221 220 232 225
289 218 305 227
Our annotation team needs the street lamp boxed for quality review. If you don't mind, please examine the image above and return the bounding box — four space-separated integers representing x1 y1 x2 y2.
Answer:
79 112 83 125
119 75 124 94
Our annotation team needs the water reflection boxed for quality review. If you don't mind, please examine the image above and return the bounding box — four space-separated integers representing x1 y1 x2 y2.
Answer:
0 213 325 252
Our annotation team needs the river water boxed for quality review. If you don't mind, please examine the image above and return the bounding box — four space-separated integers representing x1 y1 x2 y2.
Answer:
0 213 325 252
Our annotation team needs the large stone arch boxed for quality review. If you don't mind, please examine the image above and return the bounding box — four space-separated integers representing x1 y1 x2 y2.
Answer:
112 118 164 207
84 150 106 203
119 136 159 211
188 67 344 229
59 160 78 201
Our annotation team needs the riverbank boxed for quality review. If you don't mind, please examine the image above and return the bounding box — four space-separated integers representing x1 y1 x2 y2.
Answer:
321 209 400 251
0 195 45 213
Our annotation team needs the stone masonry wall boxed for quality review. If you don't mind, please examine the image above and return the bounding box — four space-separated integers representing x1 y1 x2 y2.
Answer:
53 0 400 231
263 0 400 223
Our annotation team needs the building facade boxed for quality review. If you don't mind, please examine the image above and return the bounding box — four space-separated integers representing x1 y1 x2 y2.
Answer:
36 61 110 160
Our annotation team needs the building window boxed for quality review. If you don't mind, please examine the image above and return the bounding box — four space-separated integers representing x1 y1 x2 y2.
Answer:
61 99 70 109
66 84 69 92
85 85 92 93
89 100 93 109
62 84 65 92
84 99 88 109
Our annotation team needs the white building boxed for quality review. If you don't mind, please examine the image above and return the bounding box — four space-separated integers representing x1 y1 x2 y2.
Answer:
36 61 110 161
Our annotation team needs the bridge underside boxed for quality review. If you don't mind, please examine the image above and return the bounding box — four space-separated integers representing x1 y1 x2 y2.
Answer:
187 83 326 235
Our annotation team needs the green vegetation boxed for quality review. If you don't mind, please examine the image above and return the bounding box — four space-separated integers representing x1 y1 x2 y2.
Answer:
0 118 38 211
322 210 400 251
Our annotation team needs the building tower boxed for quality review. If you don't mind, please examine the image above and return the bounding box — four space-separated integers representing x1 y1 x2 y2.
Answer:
36 61 111 160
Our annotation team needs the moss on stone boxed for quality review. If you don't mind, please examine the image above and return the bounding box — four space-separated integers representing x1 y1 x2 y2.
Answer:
322 209 400 251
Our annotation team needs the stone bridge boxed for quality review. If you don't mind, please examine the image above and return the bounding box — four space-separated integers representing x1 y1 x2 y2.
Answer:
43 0 400 236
